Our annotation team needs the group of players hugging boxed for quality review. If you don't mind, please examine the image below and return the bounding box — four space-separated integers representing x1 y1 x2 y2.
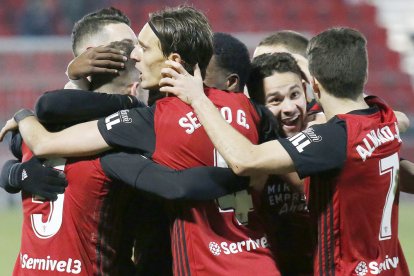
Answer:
0 5 413 276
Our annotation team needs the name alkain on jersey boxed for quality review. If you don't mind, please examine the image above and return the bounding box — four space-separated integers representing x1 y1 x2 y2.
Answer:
356 123 401 161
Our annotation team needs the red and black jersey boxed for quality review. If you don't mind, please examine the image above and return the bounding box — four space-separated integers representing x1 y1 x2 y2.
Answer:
280 96 409 275
14 144 141 275
98 87 281 276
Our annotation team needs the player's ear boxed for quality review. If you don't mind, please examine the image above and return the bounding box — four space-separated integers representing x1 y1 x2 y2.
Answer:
302 81 307 95
167 53 182 63
311 77 321 99
226 74 240 92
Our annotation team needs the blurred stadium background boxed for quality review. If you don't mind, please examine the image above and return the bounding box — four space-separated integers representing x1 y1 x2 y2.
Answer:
0 0 412 274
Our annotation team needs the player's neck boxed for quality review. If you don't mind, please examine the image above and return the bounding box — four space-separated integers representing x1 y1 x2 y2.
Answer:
319 92 368 120
92 83 128 95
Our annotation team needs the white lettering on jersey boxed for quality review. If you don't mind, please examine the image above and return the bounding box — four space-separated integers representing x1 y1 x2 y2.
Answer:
20 253 82 274
31 159 66 239
105 110 132 130
179 107 250 134
355 255 399 275
105 113 120 130
31 193 64 239
288 127 321 153
356 124 401 161
208 236 268 256
178 111 202 134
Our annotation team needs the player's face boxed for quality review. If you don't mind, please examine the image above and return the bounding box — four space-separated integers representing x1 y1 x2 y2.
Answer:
131 23 167 90
263 71 307 137
118 57 140 96
253 45 290 59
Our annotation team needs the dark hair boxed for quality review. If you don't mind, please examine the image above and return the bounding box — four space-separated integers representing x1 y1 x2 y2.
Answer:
90 39 135 89
148 5 213 78
212 32 251 90
307 27 367 100
248 52 306 104
72 7 130 56
258 30 309 57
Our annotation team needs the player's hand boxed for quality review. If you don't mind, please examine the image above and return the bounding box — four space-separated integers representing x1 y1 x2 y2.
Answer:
0 117 18 142
9 157 68 201
159 61 206 105
68 46 127 80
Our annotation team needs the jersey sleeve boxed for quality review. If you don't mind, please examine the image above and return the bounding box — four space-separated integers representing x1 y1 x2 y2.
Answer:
0 159 21 194
35 89 145 125
97 106 156 154
9 131 23 161
278 118 347 178
251 101 280 143
100 151 250 200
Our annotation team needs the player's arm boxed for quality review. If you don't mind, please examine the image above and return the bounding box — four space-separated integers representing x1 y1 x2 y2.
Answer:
394 111 410 133
100 152 250 200
400 159 414 194
159 61 295 176
160 62 347 178
1 106 156 158
0 110 110 158
36 89 144 125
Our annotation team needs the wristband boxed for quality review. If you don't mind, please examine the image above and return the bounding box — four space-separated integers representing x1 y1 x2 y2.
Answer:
13 109 34 123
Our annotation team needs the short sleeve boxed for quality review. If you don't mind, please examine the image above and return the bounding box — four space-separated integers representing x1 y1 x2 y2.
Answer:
279 119 347 178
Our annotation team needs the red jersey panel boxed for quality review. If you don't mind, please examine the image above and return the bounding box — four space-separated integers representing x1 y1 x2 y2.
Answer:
152 88 280 276
14 144 137 275
308 97 409 275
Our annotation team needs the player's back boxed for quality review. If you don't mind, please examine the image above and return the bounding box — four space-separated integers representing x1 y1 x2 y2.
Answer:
308 96 409 275
14 143 138 275
152 87 280 276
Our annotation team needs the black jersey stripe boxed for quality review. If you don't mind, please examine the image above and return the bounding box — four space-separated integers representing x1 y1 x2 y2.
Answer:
323 182 330 276
176 218 191 276
314 178 323 276
180 219 191 275
172 220 181 276
329 188 335 276
173 219 186 276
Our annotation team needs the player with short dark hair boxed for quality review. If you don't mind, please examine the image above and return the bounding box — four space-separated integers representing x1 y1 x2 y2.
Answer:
71 7 131 57
159 27 410 275
204 32 251 92
246 52 314 274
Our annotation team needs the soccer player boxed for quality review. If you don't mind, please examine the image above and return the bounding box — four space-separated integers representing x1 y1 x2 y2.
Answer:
253 30 312 92
159 27 410 275
1 6 281 275
3 39 148 276
64 7 134 90
248 52 314 274
0 7 161 274
204 32 251 92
